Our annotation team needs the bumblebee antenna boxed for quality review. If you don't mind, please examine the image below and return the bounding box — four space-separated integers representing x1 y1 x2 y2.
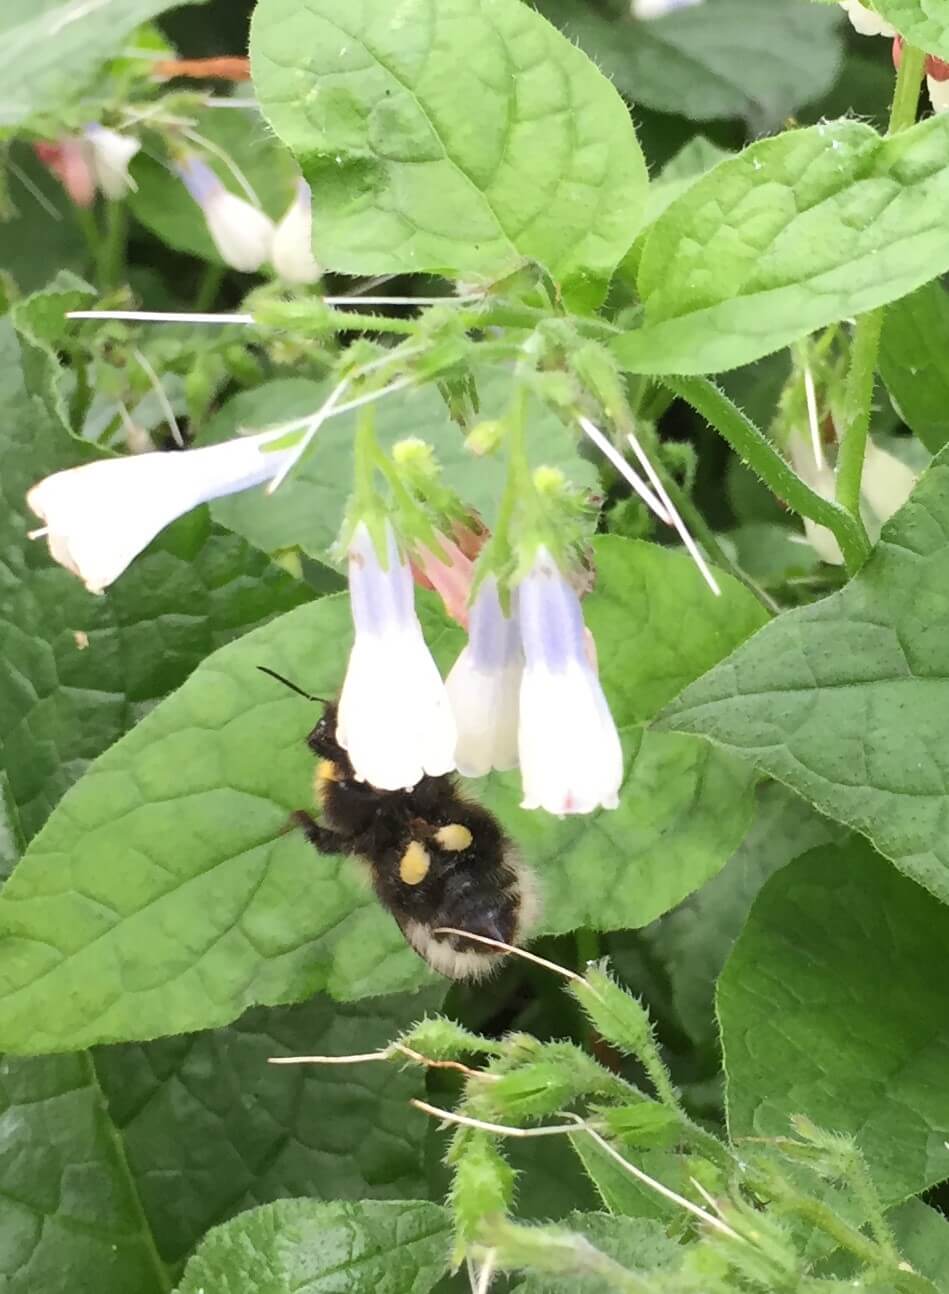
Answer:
256 665 328 705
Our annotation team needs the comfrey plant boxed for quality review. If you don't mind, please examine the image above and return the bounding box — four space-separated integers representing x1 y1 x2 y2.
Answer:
9 0 949 1291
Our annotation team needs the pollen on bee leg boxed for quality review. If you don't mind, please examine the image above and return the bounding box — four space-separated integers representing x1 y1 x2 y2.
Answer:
435 823 473 852
399 840 431 885
317 759 340 783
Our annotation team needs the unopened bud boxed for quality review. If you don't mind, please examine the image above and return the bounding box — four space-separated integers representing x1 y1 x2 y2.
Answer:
465 419 504 456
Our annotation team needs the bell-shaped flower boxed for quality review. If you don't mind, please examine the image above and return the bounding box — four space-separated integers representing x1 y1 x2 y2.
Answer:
35 138 96 207
177 156 275 273
337 522 457 790
516 547 623 815
838 0 896 36
27 431 295 594
85 125 140 199
272 179 321 284
928 59 949 112
631 0 703 16
411 534 476 628
446 577 523 777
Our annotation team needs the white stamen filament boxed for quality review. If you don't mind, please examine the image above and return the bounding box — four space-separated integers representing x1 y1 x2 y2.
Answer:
267 377 351 492
475 1251 496 1294
268 1049 392 1065
8 160 64 220
179 126 263 208
802 364 824 471
624 427 721 597
132 346 183 447
578 415 671 523
68 310 255 324
410 1100 587 1139
27 527 49 540
432 927 584 983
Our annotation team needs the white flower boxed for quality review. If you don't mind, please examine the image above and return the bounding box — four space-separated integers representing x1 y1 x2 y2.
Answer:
272 179 321 284
177 157 275 273
84 125 140 199
337 522 456 790
838 0 896 37
631 0 703 17
446 577 523 776
929 74 949 114
516 547 623 815
788 432 918 565
27 431 295 594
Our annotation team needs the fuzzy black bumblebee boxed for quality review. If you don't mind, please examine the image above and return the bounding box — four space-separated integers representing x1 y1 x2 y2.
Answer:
260 668 537 980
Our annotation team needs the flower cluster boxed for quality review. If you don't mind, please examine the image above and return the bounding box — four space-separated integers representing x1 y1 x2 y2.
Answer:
339 517 623 815
840 1 949 112
35 127 320 283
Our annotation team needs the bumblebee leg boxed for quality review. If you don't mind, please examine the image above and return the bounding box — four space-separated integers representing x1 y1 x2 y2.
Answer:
287 808 354 856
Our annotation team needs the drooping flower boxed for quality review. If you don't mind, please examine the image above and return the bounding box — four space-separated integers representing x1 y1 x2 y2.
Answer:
516 547 623 815
411 535 476 627
27 431 295 593
337 522 457 790
446 577 523 776
928 57 949 112
631 0 703 17
272 179 321 284
177 156 275 273
84 125 140 199
34 138 96 207
838 0 896 37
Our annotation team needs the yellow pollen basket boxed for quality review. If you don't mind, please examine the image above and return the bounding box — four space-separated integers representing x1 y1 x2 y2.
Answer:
435 823 473 852
399 840 431 885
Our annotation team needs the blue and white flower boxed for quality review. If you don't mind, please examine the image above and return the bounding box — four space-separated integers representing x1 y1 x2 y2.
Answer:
84 125 140 199
516 547 623 815
27 430 295 593
272 179 321 284
177 156 275 273
337 522 457 789
446 577 523 776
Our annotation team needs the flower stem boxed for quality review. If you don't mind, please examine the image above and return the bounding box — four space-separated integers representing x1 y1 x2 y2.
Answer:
193 262 225 312
99 201 127 291
665 376 871 573
835 43 924 525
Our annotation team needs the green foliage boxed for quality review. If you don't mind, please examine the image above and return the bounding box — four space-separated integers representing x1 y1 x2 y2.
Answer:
615 116 949 374
176 1199 452 1294
879 282 949 452
873 0 949 59
719 840 949 1204
249 0 647 305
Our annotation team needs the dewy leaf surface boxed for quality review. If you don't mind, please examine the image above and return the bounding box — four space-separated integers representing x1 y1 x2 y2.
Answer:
718 840 949 1203
0 315 310 841
0 0 207 128
612 115 949 374
879 281 949 453
175 1198 451 1294
537 0 843 128
249 0 646 304
0 537 765 1053
659 444 949 904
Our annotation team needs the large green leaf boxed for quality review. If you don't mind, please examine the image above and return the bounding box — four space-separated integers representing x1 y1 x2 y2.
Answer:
612 115 949 375
537 0 843 128
0 0 206 128
96 987 445 1270
874 0 949 60
0 313 310 841
511 1211 681 1293
201 369 599 560
718 840 949 1203
175 1198 451 1294
658 445 949 904
129 105 298 266
0 536 765 1053
249 0 647 305
642 783 844 1050
879 281 949 453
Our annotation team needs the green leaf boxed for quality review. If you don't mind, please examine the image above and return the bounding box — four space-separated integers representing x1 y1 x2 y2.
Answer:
879 281 949 453
175 1198 451 1294
0 313 310 842
718 839 949 1203
873 0 949 60
0 147 88 291
200 369 599 561
510 1210 680 1293
0 0 207 128
249 0 647 305
613 115 949 375
658 444 949 904
96 987 445 1270
129 105 298 266
537 0 843 128
643 783 845 1049
0 535 765 1052
889 1200 949 1292
0 1051 171 1294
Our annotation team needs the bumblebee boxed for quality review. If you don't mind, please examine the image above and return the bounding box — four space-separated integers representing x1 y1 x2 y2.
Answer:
260 668 537 980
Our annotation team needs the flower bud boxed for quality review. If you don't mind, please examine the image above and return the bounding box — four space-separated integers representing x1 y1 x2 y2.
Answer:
271 178 321 284
84 125 140 199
